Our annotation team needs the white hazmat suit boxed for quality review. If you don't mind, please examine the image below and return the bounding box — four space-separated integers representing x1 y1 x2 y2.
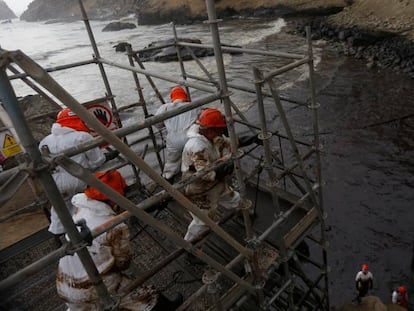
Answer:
56 193 159 311
155 100 200 180
181 124 240 241
39 123 106 234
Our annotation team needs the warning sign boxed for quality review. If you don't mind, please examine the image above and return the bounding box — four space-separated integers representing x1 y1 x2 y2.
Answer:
87 104 113 128
86 103 118 138
1 132 22 158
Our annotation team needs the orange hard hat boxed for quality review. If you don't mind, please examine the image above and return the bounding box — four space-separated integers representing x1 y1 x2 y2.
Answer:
170 86 189 102
361 264 368 270
196 108 226 128
56 108 90 132
84 170 126 201
398 286 406 294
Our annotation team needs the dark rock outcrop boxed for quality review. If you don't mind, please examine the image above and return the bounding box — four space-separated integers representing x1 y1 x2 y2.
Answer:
137 38 242 62
113 42 132 52
295 17 414 78
0 1 16 20
20 0 137 22
102 21 136 32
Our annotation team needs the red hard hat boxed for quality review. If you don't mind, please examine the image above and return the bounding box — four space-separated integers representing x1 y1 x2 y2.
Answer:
85 170 126 201
56 108 90 132
196 108 226 128
170 86 189 102
398 286 406 294
361 264 368 270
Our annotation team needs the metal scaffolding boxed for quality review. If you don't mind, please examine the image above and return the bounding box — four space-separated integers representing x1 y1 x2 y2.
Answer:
0 0 329 310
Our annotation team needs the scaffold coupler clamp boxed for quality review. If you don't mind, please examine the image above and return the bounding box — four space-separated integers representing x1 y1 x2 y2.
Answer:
202 268 220 294
76 218 93 246
246 236 260 250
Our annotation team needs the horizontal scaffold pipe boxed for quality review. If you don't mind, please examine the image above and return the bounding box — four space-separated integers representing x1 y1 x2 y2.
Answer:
178 42 305 60
90 156 233 238
0 96 114 132
258 186 316 243
0 245 68 291
8 59 97 80
177 251 246 311
61 92 220 158
263 57 310 81
56 156 254 291
233 118 312 147
0 158 234 290
99 57 216 93
10 49 253 260
120 208 239 297
185 73 307 107
266 279 293 307
276 148 316 181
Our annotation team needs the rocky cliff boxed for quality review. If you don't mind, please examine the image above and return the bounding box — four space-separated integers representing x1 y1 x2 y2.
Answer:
20 0 414 40
20 0 137 22
0 0 16 20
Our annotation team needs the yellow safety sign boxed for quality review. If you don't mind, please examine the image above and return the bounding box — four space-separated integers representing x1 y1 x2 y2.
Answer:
2 133 22 158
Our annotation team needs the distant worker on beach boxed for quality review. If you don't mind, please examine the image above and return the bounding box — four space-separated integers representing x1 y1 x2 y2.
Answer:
355 263 374 303
39 108 118 236
392 285 408 309
155 86 200 182
56 170 183 310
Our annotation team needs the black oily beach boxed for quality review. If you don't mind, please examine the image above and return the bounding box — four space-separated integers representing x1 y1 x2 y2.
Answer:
295 16 414 78
284 16 414 307
238 15 414 307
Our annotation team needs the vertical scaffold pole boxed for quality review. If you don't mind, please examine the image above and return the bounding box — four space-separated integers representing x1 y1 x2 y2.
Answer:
252 67 280 214
172 23 191 100
126 45 164 172
0 65 116 310
77 0 122 128
306 26 329 309
204 0 248 203
253 66 294 310
205 0 260 302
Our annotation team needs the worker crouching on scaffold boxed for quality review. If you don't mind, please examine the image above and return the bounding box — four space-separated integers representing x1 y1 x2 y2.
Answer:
181 108 260 242
56 170 182 311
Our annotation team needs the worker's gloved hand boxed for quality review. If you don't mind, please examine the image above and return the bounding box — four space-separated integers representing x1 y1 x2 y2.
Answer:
214 162 234 180
104 150 120 161
238 135 262 147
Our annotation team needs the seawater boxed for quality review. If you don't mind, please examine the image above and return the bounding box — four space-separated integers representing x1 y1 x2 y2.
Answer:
0 17 292 114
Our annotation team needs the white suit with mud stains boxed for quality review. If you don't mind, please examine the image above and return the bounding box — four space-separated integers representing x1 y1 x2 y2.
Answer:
181 124 240 241
56 193 158 310
155 100 200 179
39 123 106 234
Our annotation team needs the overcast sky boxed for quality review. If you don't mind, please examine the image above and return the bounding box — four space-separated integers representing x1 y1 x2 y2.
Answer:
4 0 33 15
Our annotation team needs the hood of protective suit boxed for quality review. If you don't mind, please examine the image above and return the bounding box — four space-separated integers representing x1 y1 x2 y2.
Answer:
51 122 77 135
71 193 115 229
58 193 116 286
186 124 206 140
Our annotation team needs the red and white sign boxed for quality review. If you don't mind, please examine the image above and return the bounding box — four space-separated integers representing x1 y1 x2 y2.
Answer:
86 103 118 137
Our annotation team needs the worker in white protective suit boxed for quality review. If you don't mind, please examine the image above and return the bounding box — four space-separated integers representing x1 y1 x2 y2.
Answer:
181 108 261 242
39 108 118 235
56 170 183 311
155 86 200 182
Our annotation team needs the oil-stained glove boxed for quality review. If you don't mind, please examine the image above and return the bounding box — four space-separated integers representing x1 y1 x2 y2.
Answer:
104 150 120 161
214 162 234 180
238 135 262 147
